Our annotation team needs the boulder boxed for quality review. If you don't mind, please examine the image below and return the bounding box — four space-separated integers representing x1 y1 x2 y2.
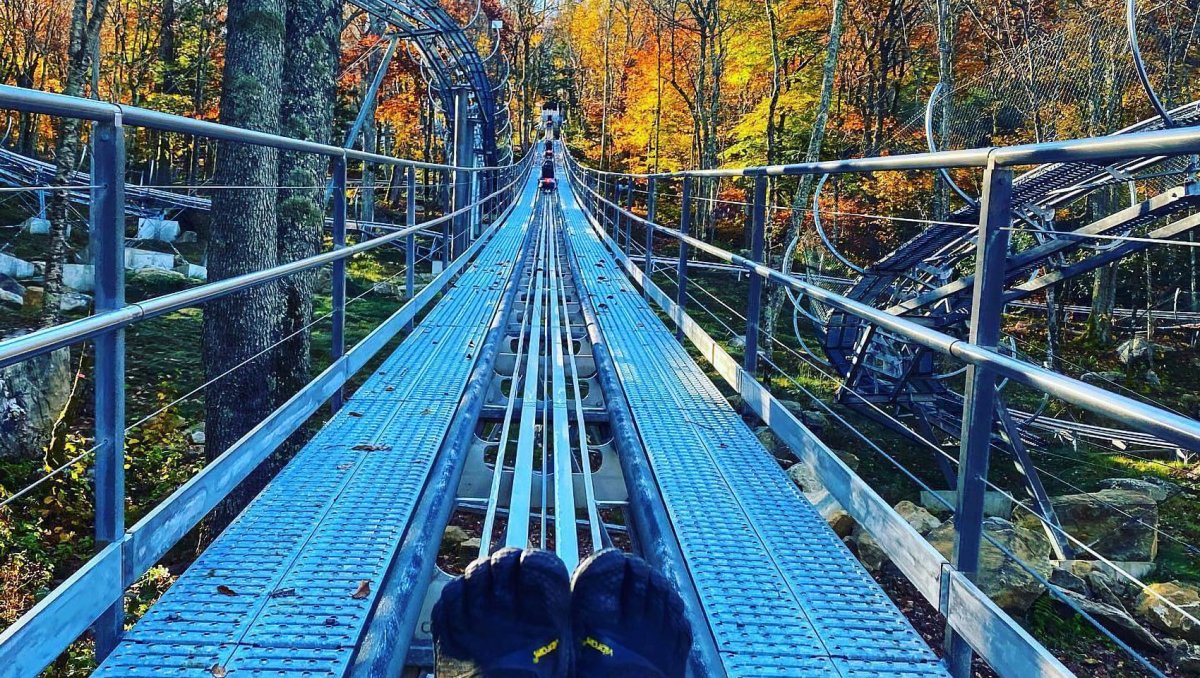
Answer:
136 217 181 242
124 247 177 271
1049 567 1089 595
755 427 787 458
894 500 941 535
826 509 856 538
1117 336 1155 370
0 344 72 460
921 490 1012 518
786 461 819 494
1056 590 1165 653
0 286 21 307
175 263 207 282
1135 581 1200 642
21 216 50 235
442 525 471 549
1098 477 1179 502
778 399 830 430
926 517 1053 613
61 263 94 292
59 291 91 313
458 537 482 560
852 528 888 572
188 428 206 445
1165 640 1200 676
1087 571 1128 611
1015 489 1158 561
0 252 35 279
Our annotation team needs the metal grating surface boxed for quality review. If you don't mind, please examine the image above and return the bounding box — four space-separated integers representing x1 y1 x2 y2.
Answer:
557 179 948 677
97 175 540 677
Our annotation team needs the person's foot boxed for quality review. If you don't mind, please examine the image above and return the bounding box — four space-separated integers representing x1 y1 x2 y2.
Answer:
432 547 572 677
570 549 692 678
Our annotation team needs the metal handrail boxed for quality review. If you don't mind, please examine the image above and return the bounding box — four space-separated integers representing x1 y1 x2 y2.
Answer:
563 151 1200 458
0 154 534 370
565 121 1200 179
0 85 517 173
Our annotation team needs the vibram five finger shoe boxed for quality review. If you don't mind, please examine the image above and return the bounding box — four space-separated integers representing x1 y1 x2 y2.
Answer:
432 547 572 677
570 549 692 678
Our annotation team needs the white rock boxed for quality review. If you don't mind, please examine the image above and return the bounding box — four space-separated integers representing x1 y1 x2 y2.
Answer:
188 429 206 445
124 248 176 271
61 263 95 292
21 217 50 234
137 217 181 242
0 287 22 307
0 252 36 279
175 263 207 281
59 292 91 312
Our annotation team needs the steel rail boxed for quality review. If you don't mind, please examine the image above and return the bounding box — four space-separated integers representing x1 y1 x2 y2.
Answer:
0 152 534 371
565 154 1200 454
0 85 514 172
567 122 1200 179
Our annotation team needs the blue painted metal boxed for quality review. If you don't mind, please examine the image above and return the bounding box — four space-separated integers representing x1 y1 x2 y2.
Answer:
744 176 766 375
97 170 536 678
557 200 725 675
451 89 474 262
90 114 127 662
350 174 539 677
331 155 348 413
676 176 691 341
344 38 399 150
945 165 1013 677
557 175 947 676
406 166 417 331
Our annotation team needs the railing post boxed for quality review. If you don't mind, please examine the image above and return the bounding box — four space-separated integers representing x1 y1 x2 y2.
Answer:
330 155 347 413
624 179 635 258
406 165 416 332
676 176 692 341
644 177 657 282
92 112 127 662
744 176 767 374
945 161 1013 677
451 88 473 262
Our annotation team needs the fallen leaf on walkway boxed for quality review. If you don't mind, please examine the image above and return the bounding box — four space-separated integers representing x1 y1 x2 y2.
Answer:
269 588 296 598
348 411 363 417
352 444 392 451
351 581 371 599
324 616 338 627
216 585 237 597
209 664 227 678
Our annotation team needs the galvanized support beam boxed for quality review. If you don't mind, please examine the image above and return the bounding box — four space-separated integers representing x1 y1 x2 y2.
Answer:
643 177 662 296
744 176 766 375
91 113 127 663
451 89 474 261
343 37 399 150
406 166 417 331
945 163 1013 677
676 177 692 342
330 156 348 413
624 179 634 258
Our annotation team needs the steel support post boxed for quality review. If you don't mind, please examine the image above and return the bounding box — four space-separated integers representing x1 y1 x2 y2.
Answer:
945 163 1013 677
451 89 474 261
330 156 348 413
406 166 417 332
676 177 693 341
744 176 767 374
624 180 635 257
644 177 657 281
92 114 127 661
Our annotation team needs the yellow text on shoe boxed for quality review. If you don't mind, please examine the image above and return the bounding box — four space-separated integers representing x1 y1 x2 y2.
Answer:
582 636 614 656
532 639 559 664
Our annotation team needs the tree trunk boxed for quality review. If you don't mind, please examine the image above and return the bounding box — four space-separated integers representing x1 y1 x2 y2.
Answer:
41 0 111 328
762 0 844 356
275 0 338 404
202 0 286 533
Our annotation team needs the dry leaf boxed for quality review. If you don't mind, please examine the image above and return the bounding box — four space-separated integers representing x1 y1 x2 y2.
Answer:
269 588 296 598
351 580 371 599
351 444 392 452
209 664 227 678
348 411 363 418
216 585 237 597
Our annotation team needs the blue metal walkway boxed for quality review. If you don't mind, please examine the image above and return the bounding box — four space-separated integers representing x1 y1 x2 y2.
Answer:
94 173 539 676
556 176 948 676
